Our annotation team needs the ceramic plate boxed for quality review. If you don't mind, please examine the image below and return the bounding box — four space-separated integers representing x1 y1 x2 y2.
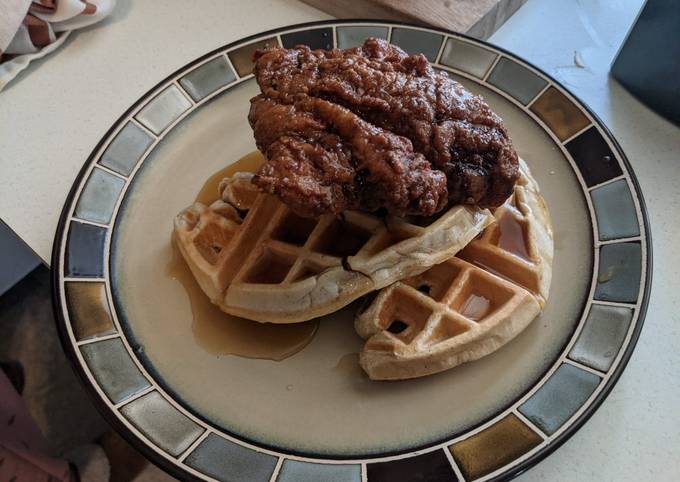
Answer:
52 20 651 482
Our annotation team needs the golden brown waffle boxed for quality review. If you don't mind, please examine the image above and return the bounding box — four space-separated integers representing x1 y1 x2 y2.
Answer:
174 172 494 323
458 159 552 307
355 160 553 380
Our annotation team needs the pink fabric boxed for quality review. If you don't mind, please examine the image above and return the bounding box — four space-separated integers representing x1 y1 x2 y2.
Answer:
0 370 71 482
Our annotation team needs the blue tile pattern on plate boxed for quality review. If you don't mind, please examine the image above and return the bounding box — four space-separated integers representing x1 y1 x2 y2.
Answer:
180 56 236 102
74 168 125 224
336 26 389 49
135 85 192 135
66 222 107 277
277 460 361 482
570 304 633 372
390 28 443 62
594 242 641 303
487 57 547 105
590 179 640 241
519 363 600 435
185 433 277 482
565 126 623 187
439 37 497 78
80 338 149 404
99 122 154 176
367 450 457 481
281 28 332 50
120 391 203 456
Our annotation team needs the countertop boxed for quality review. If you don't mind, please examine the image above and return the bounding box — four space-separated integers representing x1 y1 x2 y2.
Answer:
0 0 678 480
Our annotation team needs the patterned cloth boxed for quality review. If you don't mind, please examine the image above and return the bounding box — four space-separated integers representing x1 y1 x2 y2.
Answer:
0 0 115 90
0 369 72 481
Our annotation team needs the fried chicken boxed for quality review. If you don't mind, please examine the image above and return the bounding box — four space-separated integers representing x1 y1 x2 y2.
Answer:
248 38 518 217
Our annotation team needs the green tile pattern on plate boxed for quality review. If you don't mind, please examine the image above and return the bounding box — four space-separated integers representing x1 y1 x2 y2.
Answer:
439 37 497 78
594 242 641 303
135 85 192 135
180 56 236 102
487 57 547 105
120 391 204 456
80 338 149 404
185 433 277 482
390 28 443 62
569 304 633 372
277 460 361 482
74 168 125 224
99 122 154 176
519 363 601 435
336 26 389 49
590 179 640 241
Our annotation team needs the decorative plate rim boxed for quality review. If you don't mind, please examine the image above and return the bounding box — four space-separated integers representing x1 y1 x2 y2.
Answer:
51 19 652 482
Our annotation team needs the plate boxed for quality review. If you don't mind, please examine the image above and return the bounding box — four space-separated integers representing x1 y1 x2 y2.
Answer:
52 20 651 482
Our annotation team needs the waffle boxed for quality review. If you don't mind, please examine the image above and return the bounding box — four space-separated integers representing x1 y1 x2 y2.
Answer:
355 159 553 380
174 172 494 324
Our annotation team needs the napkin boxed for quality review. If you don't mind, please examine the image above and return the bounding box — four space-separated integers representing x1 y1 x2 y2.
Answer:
0 0 115 91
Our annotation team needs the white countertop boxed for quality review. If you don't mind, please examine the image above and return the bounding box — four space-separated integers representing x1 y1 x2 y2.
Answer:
490 1 680 481
1 0 678 479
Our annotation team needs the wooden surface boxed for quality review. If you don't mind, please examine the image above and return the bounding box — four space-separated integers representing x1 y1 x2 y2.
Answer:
299 0 527 38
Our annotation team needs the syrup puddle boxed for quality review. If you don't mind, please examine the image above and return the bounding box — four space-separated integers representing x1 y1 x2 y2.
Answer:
166 150 318 361
459 294 491 321
195 150 265 205
497 212 531 261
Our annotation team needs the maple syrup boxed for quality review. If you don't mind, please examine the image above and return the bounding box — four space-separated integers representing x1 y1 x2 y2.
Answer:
459 293 491 321
497 212 531 261
195 150 266 205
